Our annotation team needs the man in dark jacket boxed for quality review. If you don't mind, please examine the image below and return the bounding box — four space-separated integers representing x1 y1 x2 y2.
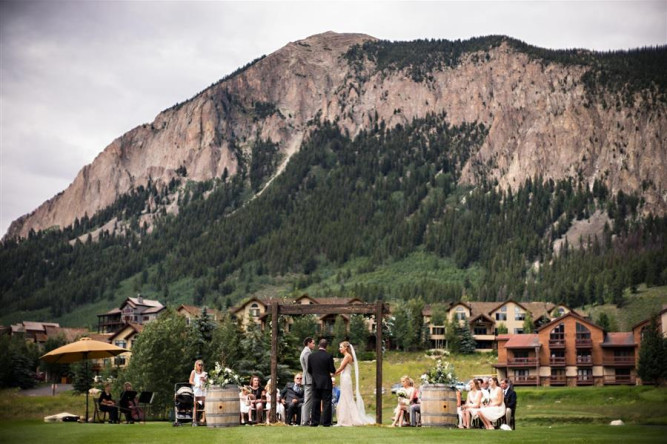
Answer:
307 338 336 426
281 373 305 425
501 378 517 429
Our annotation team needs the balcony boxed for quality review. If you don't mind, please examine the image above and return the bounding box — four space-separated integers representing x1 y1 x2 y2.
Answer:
603 375 636 385
576 356 593 366
576 335 592 348
508 357 538 367
549 356 566 367
549 376 567 386
603 356 636 367
513 376 539 386
549 335 565 348
576 377 594 386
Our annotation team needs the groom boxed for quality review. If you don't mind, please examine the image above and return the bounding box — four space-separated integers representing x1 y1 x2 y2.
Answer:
307 338 336 426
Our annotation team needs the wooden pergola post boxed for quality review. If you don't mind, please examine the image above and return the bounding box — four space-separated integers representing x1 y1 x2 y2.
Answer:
269 301 388 425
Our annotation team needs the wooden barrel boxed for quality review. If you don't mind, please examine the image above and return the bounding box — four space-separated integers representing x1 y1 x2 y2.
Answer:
420 384 458 427
205 385 240 427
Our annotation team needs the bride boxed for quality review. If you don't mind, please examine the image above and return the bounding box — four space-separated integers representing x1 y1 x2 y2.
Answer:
333 341 374 426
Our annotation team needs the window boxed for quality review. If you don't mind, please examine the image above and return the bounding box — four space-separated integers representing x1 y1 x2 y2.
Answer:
514 328 524 334
495 306 507 321
115 340 127 349
474 327 487 335
432 327 445 336
250 303 260 317
515 307 525 321
455 307 467 321
576 351 592 363
577 368 592 380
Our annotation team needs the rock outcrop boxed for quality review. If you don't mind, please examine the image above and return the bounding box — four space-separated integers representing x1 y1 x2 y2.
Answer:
6 32 666 239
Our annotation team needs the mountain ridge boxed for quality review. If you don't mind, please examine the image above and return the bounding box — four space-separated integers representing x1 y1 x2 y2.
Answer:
5 32 666 240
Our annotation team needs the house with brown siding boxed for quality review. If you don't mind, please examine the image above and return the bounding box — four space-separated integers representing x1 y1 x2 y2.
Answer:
495 311 638 386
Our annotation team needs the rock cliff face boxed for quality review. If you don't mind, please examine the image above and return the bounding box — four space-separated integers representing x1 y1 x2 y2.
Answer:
6 32 666 239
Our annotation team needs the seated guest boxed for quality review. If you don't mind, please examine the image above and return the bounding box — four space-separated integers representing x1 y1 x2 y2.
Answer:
409 383 422 427
239 386 251 425
501 378 517 429
264 379 285 423
119 381 140 423
390 375 415 427
460 379 482 429
248 375 265 423
281 373 305 425
477 377 506 429
98 383 120 423
479 377 490 405
456 386 462 427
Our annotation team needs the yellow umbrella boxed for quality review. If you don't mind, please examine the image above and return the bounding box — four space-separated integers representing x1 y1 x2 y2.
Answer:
41 337 129 422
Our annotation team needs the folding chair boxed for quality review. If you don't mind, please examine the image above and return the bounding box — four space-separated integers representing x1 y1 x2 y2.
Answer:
93 403 108 423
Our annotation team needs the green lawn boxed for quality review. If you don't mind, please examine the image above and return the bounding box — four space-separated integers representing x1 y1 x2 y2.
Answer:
1 421 665 443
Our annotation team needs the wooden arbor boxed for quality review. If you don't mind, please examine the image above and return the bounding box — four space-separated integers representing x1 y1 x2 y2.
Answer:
268 300 389 424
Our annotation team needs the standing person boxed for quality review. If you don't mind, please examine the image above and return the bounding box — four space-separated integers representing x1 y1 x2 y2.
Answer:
300 337 315 425
501 378 517 429
307 338 336 426
334 341 374 426
189 360 207 426
281 373 305 425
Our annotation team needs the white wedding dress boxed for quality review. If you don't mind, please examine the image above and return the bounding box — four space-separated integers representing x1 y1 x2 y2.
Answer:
336 345 374 426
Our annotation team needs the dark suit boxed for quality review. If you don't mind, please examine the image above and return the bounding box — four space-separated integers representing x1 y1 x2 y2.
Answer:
308 348 335 426
281 382 304 425
504 386 517 429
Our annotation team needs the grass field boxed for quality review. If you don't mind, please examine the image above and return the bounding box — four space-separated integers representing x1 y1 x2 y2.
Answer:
1 420 665 444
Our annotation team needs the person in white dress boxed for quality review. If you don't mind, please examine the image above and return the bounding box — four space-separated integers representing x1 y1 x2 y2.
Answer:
264 379 285 423
189 360 207 426
477 377 506 429
390 375 415 427
333 341 374 426
460 379 482 428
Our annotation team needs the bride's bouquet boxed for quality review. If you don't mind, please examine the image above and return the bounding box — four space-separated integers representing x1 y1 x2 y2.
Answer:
206 362 242 388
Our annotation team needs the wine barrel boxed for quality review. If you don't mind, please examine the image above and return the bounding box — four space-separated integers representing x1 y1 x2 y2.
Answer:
205 385 240 427
420 385 458 427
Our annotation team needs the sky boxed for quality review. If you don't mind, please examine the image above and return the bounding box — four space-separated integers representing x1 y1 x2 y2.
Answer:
1 0 665 237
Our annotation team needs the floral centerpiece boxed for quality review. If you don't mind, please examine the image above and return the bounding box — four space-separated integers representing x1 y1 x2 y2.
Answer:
422 359 457 386
206 362 242 388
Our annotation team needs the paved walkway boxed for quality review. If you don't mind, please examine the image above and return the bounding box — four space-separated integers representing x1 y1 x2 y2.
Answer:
20 383 73 396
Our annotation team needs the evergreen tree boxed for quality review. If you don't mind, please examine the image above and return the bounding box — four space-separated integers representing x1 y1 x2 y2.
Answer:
637 316 667 386
71 361 95 394
445 318 460 353
457 320 477 354
522 312 534 333
348 314 369 351
596 312 611 331
332 315 348 350
190 308 217 364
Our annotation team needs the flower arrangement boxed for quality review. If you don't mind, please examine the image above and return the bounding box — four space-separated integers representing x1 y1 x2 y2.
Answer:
396 388 409 399
422 359 457 386
206 362 242 388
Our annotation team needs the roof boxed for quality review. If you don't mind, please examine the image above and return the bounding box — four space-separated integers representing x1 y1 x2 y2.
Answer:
631 306 667 330
504 334 541 349
601 332 636 347
230 297 271 313
535 310 602 333
470 313 495 324
109 322 144 341
127 297 163 308
142 306 165 315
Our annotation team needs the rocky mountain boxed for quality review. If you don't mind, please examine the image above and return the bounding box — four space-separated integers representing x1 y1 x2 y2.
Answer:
6 31 666 240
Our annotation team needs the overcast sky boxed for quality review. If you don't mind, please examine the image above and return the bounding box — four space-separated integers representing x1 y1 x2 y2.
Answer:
1 0 665 237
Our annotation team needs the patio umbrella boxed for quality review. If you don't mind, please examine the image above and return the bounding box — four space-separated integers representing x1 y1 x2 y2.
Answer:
41 337 129 422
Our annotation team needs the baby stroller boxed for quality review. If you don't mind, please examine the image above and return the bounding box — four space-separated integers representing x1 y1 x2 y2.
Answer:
173 382 196 426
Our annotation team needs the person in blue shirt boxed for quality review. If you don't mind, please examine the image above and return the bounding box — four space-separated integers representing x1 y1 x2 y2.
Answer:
331 376 341 421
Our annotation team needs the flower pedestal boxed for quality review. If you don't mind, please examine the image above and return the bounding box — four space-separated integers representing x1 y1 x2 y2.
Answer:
205 385 240 427
420 384 458 427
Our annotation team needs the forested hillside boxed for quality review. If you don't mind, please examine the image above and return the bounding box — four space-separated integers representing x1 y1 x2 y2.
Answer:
1 111 665 326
